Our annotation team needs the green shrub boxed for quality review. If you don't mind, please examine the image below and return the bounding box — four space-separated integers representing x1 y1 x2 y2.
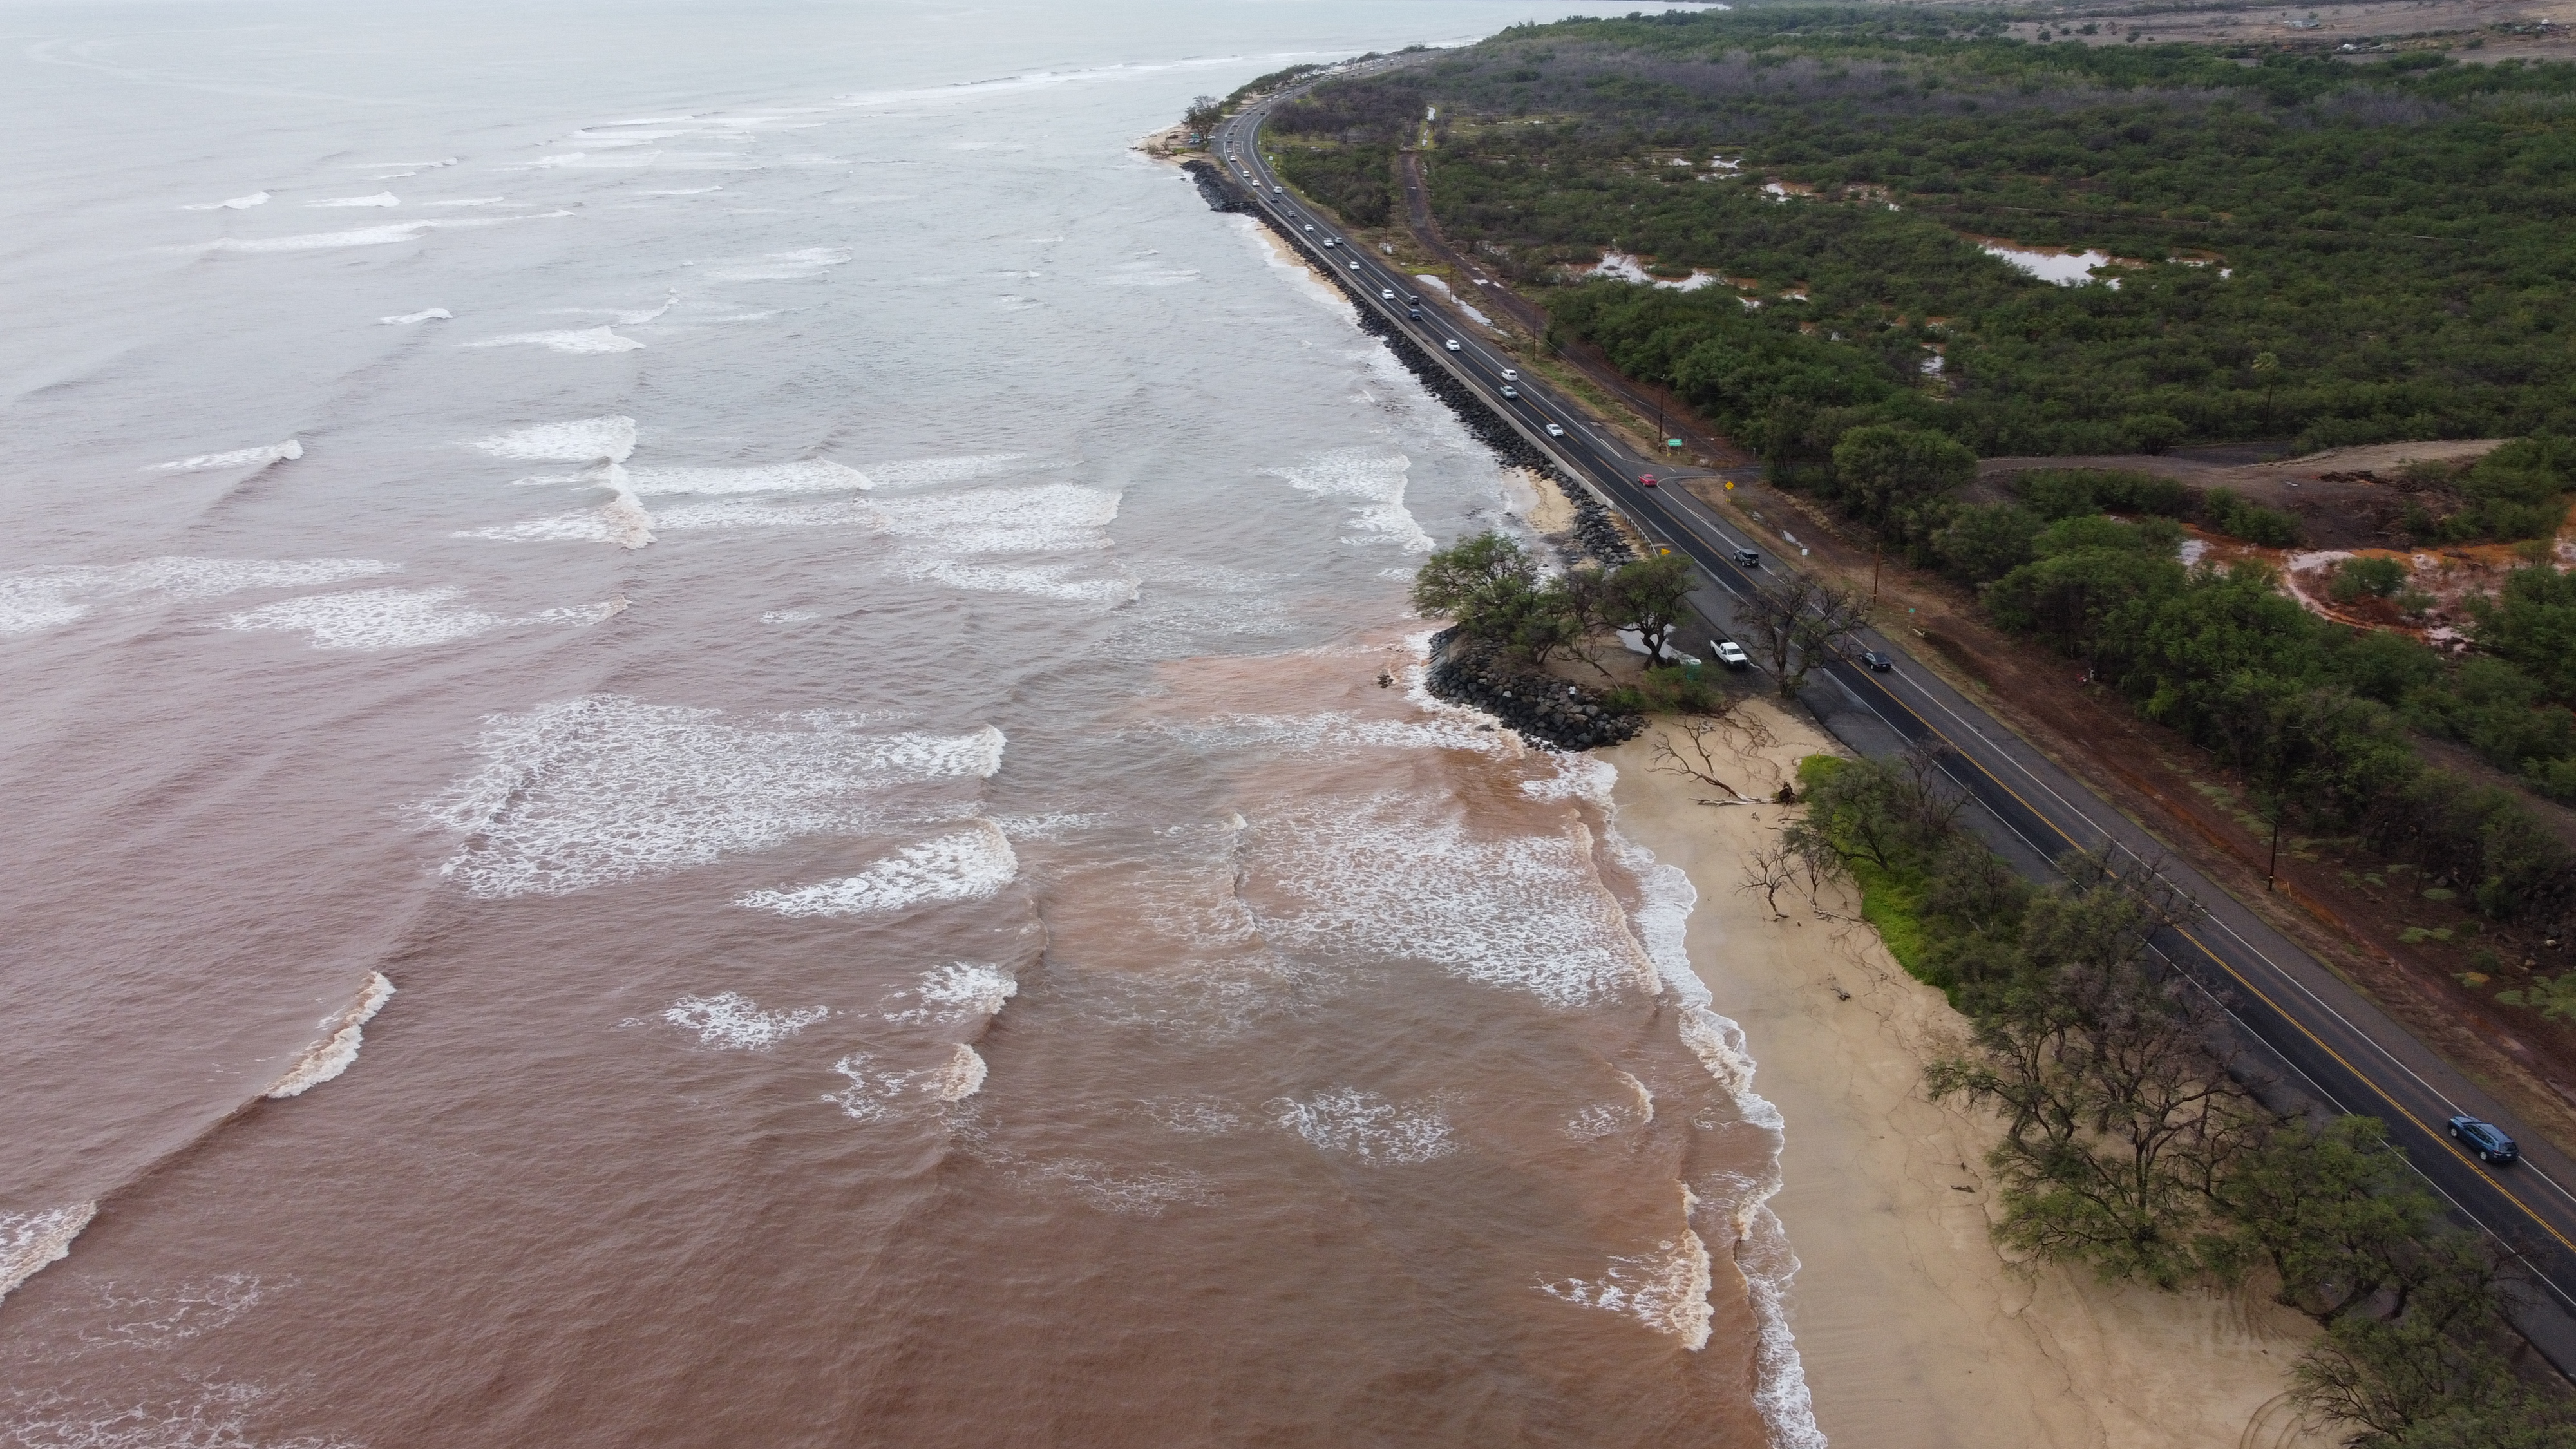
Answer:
2329 556 2409 603
2201 487 2304 547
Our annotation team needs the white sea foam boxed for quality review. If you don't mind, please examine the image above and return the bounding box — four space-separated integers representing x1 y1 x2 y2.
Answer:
1258 450 1434 553
218 585 616 650
1253 795 1658 1007
221 586 502 649
180 190 269 210
308 192 399 207
187 212 562 254
457 511 623 543
663 990 828 1050
875 482 1117 554
625 460 869 497
379 308 453 325
1587 764 1823 1446
700 245 850 281
422 696 1006 897
1 1204 96 1301
646 497 885 531
264 971 394 1098
860 482 1133 601
473 415 636 462
0 1380 363 1449
1537 1188 1716 1346
855 453 1046 487
738 820 1018 917
424 196 507 207
907 560 1137 603
823 1052 912 1121
194 222 428 251
1163 710 1513 759
464 327 646 354
146 438 301 472
0 556 400 636
81 1272 268 1348
1270 1088 1457 1164
642 187 723 195
530 149 759 171
1141 1095 1246 1137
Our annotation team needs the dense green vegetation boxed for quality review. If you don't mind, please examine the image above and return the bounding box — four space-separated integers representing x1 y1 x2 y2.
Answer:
1785 752 2575 1444
1273 8 2576 457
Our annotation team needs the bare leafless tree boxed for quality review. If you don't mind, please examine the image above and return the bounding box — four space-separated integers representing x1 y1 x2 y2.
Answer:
1649 704 1779 804
1738 838 1801 920
1734 573 1872 697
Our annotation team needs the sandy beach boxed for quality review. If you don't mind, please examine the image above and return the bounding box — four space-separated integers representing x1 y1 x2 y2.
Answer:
1600 703 2337 1449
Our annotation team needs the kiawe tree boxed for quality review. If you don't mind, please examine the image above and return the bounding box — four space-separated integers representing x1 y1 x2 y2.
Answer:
1602 551 1696 667
1831 423 1978 553
1736 572 1871 697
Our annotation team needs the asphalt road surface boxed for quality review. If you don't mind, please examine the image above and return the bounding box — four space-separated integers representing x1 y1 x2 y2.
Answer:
1223 80 2576 1365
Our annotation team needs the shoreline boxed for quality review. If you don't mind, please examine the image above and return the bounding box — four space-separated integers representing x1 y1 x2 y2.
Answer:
1598 706 2336 1449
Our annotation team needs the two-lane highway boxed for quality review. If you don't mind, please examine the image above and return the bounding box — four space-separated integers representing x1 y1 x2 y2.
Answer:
1222 80 2576 1362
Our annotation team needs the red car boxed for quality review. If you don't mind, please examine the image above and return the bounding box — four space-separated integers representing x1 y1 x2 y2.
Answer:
1638 473 1658 488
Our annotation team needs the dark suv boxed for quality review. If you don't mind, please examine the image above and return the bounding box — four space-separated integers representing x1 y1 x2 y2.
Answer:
2448 1115 2519 1164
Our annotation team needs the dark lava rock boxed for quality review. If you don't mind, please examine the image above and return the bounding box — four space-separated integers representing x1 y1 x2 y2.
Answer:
1566 490 1636 567
1182 159 1251 213
1421 627 1644 753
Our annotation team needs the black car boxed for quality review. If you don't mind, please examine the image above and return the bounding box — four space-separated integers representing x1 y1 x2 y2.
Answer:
1730 547 1759 568
1859 650 1894 673
2448 1115 2519 1164
1407 307 1422 319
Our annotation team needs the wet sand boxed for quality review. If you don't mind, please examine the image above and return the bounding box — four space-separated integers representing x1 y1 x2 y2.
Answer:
1600 705 2336 1449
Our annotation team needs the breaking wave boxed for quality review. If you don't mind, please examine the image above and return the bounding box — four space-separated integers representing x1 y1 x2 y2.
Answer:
146 439 301 473
1 1205 97 1302
1537 1184 1716 1347
264 972 395 1099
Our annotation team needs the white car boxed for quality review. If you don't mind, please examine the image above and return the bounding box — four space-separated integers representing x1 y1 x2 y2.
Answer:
1380 288 1396 300
1444 339 1461 352
1303 223 1314 231
1348 260 1360 270
1501 385 1519 399
1501 368 1518 381
1715 641 1752 671
1322 238 1337 248
1544 422 1566 437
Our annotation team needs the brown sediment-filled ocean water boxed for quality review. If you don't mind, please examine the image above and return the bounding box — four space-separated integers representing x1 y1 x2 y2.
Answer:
0 4 1819 1444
